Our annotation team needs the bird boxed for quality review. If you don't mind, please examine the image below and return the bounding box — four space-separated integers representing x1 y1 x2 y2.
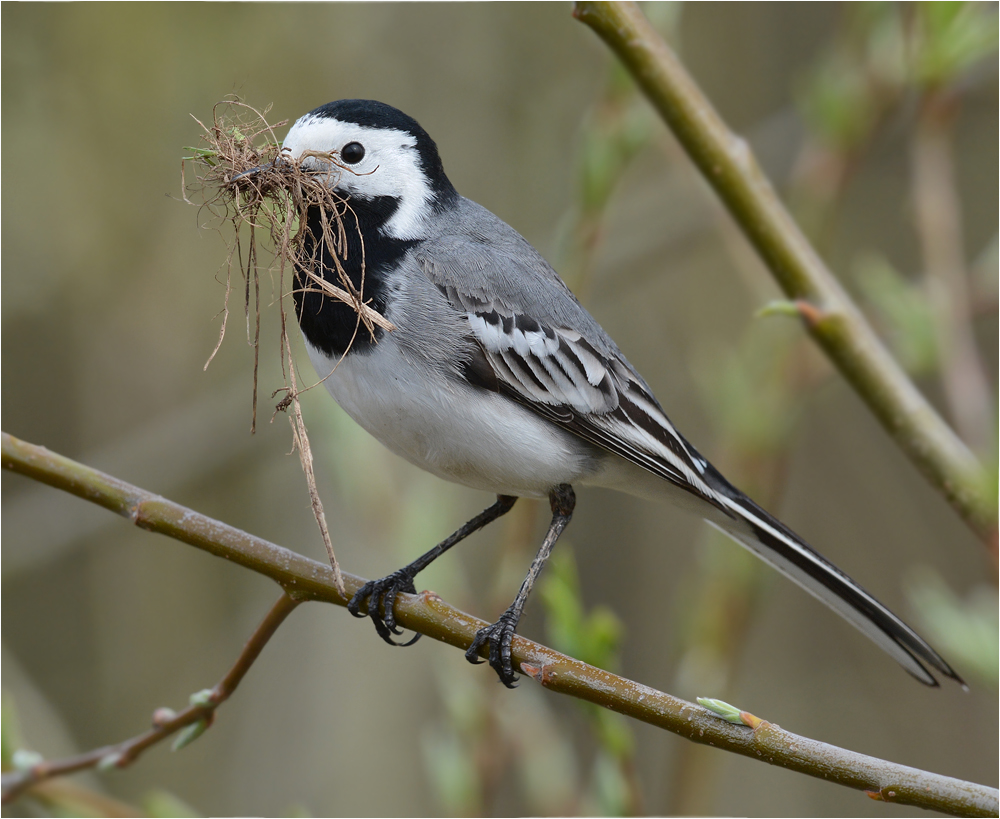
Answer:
265 98 962 689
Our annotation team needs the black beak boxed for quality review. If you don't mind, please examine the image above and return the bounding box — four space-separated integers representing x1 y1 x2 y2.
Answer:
229 153 289 186
230 162 270 184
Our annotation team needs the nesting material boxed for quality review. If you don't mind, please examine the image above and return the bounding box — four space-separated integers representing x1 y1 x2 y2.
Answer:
184 100 393 371
183 99 393 596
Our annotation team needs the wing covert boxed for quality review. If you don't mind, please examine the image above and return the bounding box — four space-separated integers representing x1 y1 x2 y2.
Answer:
442 288 717 500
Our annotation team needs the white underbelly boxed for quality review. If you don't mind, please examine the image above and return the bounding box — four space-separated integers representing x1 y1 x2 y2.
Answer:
306 340 600 498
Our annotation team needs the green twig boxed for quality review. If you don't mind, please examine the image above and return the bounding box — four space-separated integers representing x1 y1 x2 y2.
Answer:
2 432 997 817
572 1 995 542
2 591 301 805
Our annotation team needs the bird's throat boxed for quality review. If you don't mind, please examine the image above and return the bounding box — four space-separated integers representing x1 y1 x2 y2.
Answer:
294 199 419 358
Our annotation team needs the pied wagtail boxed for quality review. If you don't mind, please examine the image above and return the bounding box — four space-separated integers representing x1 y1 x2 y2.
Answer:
265 98 961 689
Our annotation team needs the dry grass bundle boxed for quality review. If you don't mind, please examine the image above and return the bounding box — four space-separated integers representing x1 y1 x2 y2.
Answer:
182 99 396 596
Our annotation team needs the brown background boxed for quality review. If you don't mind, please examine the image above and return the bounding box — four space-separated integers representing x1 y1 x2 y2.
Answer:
3 3 997 816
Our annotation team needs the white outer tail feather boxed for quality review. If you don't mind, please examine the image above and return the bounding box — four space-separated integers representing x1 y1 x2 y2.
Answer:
705 496 949 686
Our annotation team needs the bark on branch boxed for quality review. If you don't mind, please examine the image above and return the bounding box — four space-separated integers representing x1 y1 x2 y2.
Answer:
2 432 997 817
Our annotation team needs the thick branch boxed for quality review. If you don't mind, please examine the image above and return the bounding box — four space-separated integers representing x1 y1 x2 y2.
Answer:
572 1 995 542
3 432 997 816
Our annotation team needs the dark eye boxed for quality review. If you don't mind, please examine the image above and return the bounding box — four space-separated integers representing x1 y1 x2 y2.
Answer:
341 141 365 164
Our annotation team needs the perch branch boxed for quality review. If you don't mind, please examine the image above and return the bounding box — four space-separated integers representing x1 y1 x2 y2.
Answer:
2 432 997 816
572 1 995 542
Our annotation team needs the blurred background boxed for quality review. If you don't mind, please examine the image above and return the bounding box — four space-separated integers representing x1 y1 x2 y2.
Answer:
2 3 997 816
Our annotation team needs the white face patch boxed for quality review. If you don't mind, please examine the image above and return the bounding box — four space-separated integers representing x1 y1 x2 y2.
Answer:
282 113 435 240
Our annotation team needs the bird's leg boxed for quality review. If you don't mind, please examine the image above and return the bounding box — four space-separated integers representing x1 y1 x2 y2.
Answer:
348 494 518 646
465 484 575 687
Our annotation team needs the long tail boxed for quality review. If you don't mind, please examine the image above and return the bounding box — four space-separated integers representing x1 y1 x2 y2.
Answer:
702 469 965 688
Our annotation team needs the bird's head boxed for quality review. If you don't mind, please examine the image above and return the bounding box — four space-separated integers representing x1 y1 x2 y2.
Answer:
281 99 458 240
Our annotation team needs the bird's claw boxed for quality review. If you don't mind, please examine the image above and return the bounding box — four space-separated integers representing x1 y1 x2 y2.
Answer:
465 610 520 688
347 571 421 647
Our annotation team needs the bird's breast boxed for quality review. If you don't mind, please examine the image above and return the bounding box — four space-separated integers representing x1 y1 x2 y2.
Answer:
303 337 602 497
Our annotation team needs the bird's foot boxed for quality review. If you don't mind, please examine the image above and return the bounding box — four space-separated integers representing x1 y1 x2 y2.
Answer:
347 570 421 647
465 608 521 688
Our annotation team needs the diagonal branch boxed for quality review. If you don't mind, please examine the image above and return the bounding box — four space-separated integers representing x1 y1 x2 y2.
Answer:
571 1 995 542
2 431 997 816
2 593 302 805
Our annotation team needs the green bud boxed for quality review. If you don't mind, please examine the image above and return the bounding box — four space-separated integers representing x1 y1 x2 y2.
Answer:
697 697 745 724
172 719 210 752
188 689 215 708
11 749 43 771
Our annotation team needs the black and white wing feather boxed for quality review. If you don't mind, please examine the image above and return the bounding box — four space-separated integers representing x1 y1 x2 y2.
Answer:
456 294 717 499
